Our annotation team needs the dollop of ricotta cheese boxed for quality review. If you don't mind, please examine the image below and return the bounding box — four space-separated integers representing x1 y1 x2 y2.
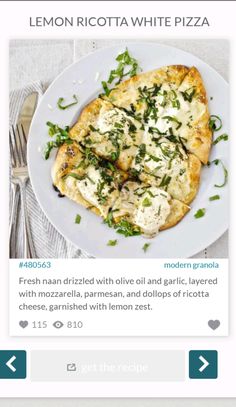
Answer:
113 182 171 237
133 187 171 236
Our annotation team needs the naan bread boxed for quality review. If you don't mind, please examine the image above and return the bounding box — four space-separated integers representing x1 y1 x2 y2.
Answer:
112 181 190 237
51 64 211 238
130 134 201 204
69 98 143 171
52 142 127 218
106 65 212 164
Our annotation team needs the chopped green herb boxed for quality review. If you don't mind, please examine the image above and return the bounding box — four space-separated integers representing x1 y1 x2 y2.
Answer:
142 243 151 253
115 219 141 237
57 95 78 110
180 87 196 102
75 214 81 224
145 152 161 163
137 84 161 122
67 173 84 180
148 127 166 136
142 197 152 207
101 81 111 96
162 115 182 130
114 122 123 129
212 133 228 145
194 208 206 219
104 211 116 228
44 122 72 159
169 90 177 100
172 99 180 109
96 180 108 204
209 115 222 132
134 186 150 196
70 173 95 184
129 168 141 181
159 174 171 188
208 159 228 188
107 239 117 246
135 143 146 164
101 49 140 96
110 150 119 162
89 124 98 132
209 195 220 201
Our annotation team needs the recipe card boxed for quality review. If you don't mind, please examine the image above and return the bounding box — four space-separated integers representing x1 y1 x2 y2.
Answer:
0 0 235 401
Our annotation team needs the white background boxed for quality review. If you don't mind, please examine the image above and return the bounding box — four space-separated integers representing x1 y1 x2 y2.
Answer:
0 0 236 404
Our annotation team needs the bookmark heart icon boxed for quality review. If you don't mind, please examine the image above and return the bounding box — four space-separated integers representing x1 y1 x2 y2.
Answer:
19 320 28 329
208 320 220 330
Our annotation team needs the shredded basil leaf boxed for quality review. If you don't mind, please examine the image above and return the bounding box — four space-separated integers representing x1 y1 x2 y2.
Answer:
135 143 146 164
44 122 72 159
104 211 116 228
57 94 78 110
66 173 86 181
101 81 112 96
209 195 220 201
75 214 81 224
142 243 151 253
172 99 180 109
162 116 182 130
142 197 152 207
209 115 222 132
209 159 228 188
115 219 141 237
107 239 117 246
212 133 228 145
101 48 140 96
194 208 206 219
180 87 196 102
159 174 171 188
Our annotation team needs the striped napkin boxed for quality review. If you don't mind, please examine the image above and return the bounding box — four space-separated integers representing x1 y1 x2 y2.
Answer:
9 82 91 259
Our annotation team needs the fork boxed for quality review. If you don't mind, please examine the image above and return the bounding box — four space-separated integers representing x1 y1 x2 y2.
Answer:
9 124 36 258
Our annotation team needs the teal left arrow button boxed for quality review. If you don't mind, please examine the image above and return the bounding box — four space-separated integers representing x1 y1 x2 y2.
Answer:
0 351 26 379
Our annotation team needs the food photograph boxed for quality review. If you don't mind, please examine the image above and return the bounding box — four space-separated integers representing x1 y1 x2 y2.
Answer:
9 39 229 258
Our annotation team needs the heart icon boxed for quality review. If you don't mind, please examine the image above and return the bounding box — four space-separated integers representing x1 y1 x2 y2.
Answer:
19 320 28 329
208 320 220 330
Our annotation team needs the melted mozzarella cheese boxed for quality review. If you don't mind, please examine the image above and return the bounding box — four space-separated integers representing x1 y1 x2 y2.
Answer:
65 166 116 218
97 107 132 138
143 133 187 178
144 86 206 139
90 106 140 166
97 108 122 133
156 89 205 134
131 132 191 201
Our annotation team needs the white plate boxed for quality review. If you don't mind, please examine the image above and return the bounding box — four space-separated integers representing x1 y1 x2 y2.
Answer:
28 42 229 258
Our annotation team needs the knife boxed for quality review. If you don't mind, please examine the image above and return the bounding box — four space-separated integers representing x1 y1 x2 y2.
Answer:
17 91 38 135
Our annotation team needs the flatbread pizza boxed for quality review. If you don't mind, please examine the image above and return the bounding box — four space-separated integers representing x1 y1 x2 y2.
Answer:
51 62 212 238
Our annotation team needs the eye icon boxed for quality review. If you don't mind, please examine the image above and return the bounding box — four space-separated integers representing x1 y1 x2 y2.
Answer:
53 320 64 329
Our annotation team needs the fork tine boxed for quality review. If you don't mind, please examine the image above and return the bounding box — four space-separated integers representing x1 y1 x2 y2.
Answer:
11 125 20 167
21 124 27 144
17 124 26 166
9 131 16 167
21 124 28 164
